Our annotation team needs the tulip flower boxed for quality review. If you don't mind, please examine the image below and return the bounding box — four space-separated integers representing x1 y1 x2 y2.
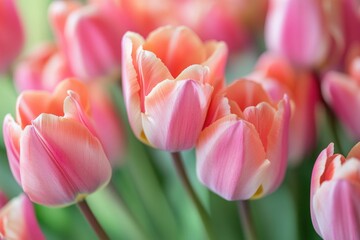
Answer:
3 79 112 206
49 0 124 79
0 194 45 240
251 52 319 164
0 0 24 73
196 79 290 200
122 25 227 151
322 57 360 139
265 0 329 68
14 42 72 92
311 143 360 240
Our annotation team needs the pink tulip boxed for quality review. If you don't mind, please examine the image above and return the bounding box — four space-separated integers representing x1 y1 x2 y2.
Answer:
14 46 126 165
49 1 123 79
0 194 45 240
252 52 319 164
14 42 72 92
3 79 112 206
196 79 290 200
174 0 250 52
322 57 360 139
122 25 227 151
311 143 360 240
265 0 329 68
0 0 24 73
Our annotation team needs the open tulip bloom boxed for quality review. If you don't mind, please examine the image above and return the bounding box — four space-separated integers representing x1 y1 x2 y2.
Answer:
121 25 228 152
196 79 290 200
3 78 112 207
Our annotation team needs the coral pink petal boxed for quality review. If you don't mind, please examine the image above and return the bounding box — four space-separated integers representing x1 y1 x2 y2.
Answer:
347 142 360 159
122 32 145 139
262 96 290 193
310 143 334 233
136 47 173 110
142 79 212 151
226 80 271 111
196 116 270 200
20 114 111 206
3 115 22 185
16 91 53 128
143 26 206 77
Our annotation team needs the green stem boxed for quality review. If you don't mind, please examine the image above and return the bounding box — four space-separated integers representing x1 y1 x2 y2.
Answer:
108 180 150 239
238 201 257 240
77 199 110 240
170 152 215 240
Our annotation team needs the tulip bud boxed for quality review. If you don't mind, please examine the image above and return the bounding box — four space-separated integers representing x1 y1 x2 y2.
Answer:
49 1 123 79
196 79 290 200
14 42 72 92
265 0 329 68
0 0 24 73
3 79 112 206
322 57 360 140
122 25 227 151
0 194 45 240
311 143 360 240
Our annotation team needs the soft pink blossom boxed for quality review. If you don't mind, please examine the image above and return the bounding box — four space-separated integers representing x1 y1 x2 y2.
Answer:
122 25 227 151
0 194 45 240
3 79 112 206
196 79 290 200
311 143 360 240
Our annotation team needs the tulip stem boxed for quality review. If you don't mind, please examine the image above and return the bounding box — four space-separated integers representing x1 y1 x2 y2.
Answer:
238 200 257 240
170 152 215 240
77 199 110 240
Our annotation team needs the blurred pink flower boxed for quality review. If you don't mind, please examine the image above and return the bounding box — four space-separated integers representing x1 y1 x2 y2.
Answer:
196 79 290 200
251 52 319 164
0 0 24 73
14 42 72 92
311 143 360 240
322 56 360 139
265 0 329 68
122 25 227 151
3 79 112 206
49 0 124 79
0 194 45 240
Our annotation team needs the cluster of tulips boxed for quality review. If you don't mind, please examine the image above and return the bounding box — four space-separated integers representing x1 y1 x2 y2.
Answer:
0 0 360 239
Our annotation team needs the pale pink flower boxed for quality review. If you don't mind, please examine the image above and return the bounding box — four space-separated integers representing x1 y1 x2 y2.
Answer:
3 79 112 206
0 194 45 240
311 143 360 240
122 25 227 151
196 79 290 200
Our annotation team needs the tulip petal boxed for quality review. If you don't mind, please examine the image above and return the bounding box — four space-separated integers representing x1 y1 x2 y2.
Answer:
310 143 334 234
196 116 270 200
347 142 360 159
143 26 206 77
261 96 290 193
136 47 173 110
0 194 45 240
16 91 54 129
3 115 22 185
142 79 212 151
20 114 111 206
312 179 360 240
322 72 360 138
122 32 145 140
